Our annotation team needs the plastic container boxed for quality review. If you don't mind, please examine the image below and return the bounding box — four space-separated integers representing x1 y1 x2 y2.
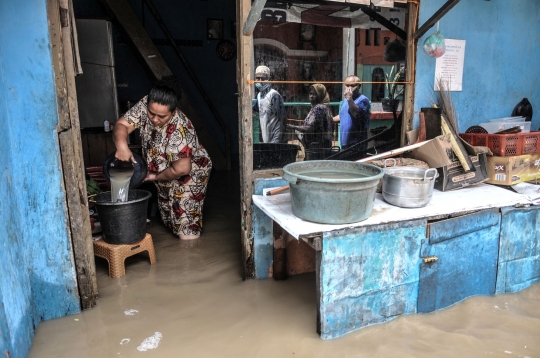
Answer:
103 151 148 189
94 189 151 245
488 118 520 122
460 132 540 156
253 143 300 170
479 121 531 134
282 160 384 224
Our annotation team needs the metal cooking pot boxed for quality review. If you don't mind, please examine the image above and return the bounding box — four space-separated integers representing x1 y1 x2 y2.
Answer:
382 167 438 208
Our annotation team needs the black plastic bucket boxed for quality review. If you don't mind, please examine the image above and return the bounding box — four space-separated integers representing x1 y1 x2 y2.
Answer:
94 189 151 245
253 143 300 170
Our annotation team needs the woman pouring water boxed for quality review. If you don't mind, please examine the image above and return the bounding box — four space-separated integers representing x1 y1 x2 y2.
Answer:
113 81 212 241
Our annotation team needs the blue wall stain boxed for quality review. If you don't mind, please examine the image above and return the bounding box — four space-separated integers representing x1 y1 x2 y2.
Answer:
318 220 426 339
414 1 540 132
0 0 80 356
252 177 288 279
497 206 540 294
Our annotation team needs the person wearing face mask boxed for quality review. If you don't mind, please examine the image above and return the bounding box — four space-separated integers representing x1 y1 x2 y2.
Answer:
113 79 212 241
287 84 333 151
333 75 371 155
252 65 287 143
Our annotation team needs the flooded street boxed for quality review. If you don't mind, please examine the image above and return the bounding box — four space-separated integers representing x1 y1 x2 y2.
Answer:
30 174 540 357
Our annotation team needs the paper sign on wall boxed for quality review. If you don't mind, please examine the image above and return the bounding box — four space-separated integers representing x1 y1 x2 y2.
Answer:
434 39 466 91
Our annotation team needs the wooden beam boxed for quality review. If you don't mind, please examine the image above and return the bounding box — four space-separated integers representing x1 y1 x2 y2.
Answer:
50 0 98 309
242 0 266 36
237 0 255 278
99 0 228 170
413 0 461 40
360 6 407 40
401 0 418 146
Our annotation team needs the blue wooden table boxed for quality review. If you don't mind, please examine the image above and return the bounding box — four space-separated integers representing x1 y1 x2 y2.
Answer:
252 181 540 339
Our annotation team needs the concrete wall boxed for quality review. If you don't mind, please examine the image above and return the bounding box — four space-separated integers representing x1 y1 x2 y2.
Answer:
74 0 239 167
0 0 80 356
414 1 540 132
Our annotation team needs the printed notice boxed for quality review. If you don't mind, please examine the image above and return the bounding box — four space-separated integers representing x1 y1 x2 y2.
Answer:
434 39 466 91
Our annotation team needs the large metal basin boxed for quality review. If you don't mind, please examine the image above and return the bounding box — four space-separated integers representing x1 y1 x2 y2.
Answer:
282 160 384 224
382 167 438 208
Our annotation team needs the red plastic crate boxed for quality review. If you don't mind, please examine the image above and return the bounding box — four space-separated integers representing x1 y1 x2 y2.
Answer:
460 132 540 157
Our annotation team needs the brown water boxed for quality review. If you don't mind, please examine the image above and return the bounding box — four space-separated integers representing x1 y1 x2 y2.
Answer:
30 173 540 357
109 167 134 202
299 170 367 179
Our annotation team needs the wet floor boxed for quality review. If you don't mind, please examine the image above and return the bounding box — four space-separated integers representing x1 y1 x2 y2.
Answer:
30 173 540 357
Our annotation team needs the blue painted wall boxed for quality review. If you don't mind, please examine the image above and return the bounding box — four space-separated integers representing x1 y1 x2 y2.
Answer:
73 0 239 167
252 177 289 279
0 0 81 357
415 1 540 132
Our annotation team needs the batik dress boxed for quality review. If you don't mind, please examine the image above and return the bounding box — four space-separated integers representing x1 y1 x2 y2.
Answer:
124 96 212 237
301 104 333 150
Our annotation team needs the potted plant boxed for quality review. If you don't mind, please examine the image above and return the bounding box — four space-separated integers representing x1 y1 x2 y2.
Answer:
382 65 406 112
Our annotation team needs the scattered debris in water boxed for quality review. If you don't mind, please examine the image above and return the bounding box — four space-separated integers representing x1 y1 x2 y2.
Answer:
137 332 162 352
119 338 130 345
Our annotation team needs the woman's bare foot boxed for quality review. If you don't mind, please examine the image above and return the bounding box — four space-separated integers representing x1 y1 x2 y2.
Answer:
180 234 200 241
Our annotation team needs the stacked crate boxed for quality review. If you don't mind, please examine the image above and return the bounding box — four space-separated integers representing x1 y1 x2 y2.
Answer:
460 132 540 185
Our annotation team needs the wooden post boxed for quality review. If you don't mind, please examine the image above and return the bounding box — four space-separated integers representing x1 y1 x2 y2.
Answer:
237 0 255 278
50 0 98 309
401 1 419 146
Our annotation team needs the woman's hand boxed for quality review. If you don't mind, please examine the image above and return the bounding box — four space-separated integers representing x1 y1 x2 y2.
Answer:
115 147 136 163
144 172 158 182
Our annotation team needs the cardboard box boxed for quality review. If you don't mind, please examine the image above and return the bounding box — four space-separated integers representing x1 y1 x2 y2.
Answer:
410 134 489 191
486 154 540 185
432 153 489 191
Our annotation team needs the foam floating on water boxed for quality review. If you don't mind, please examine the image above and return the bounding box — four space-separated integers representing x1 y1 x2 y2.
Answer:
137 332 162 352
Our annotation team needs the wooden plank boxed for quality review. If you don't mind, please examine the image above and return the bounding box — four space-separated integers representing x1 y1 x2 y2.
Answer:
99 0 227 171
413 0 461 40
49 0 71 133
48 0 98 309
242 0 267 36
238 0 255 278
252 183 530 240
318 220 426 339
81 132 90 168
54 0 99 309
401 1 418 146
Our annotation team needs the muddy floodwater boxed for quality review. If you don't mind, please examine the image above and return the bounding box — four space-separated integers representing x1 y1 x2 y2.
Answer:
30 174 540 357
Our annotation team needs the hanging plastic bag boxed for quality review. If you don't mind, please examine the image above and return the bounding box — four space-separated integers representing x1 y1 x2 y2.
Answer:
423 24 446 58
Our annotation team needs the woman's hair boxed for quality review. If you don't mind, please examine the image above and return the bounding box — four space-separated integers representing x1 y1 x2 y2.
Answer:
148 77 180 112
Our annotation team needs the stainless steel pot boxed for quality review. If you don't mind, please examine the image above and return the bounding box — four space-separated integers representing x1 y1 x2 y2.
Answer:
382 167 438 208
